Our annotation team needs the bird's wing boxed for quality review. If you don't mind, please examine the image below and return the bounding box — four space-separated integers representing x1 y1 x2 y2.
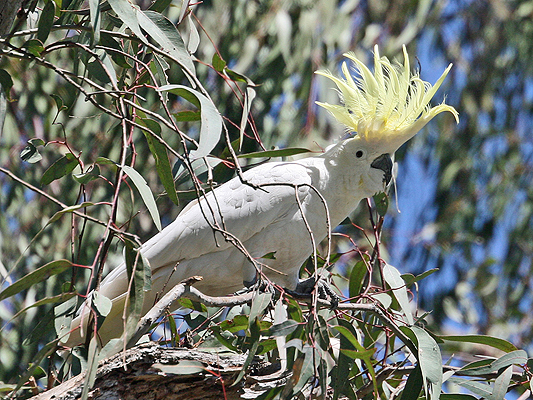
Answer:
139 160 314 270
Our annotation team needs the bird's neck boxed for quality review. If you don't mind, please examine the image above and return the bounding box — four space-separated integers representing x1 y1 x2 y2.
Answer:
308 146 370 226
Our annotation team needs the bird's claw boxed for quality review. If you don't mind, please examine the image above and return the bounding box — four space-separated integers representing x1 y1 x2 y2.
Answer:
287 277 340 308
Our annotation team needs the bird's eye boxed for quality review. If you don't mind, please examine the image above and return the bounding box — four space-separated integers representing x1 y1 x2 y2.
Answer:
356 150 364 158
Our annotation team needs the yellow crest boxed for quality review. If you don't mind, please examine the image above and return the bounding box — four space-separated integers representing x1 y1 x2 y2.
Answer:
316 45 459 152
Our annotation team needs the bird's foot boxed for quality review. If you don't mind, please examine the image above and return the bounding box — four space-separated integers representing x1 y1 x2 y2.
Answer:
286 277 340 308
237 276 274 295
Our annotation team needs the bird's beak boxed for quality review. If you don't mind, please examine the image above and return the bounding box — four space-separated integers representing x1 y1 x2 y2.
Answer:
371 153 393 185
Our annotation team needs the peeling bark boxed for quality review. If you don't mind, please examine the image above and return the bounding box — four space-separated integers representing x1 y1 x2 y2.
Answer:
30 343 292 400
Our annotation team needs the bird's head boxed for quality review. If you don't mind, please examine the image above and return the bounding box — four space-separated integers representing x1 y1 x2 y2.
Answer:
316 45 459 193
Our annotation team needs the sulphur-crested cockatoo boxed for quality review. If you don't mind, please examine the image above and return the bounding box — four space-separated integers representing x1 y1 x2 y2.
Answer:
61 45 458 348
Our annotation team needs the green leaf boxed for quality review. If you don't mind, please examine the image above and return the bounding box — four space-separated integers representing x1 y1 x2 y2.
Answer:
238 147 312 159
332 319 357 400
339 347 376 359
20 138 45 163
22 308 55 346
411 326 443 400
233 319 261 385
210 325 238 352
48 202 95 224
401 268 439 287
54 295 78 342
225 67 252 83
0 259 73 301
159 84 223 160
50 93 68 112
290 345 319 395
152 360 205 375
122 165 162 231
446 378 492 398
14 339 59 395
9 291 76 329
0 68 13 101
41 153 78 185
124 238 149 319
220 315 249 333
238 86 256 150
458 350 527 376
37 1 56 43
139 118 179 206
177 298 208 313
99 33 131 68
185 13 200 53
212 52 226 72
490 365 512 400
373 192 389 216
148 0 172 12
81 336 100 400
107 0 147 45
260 251 276 260
86 50 116 84
173 110 201 121
383 263 413 325
249 292 272 324
269 320 300 337
92 291 112 317
23 39 45 56
401 364 423 400
137 10 195 76
73 164 100 184
348 257 368 299
88 0 101 44
439 334 518 353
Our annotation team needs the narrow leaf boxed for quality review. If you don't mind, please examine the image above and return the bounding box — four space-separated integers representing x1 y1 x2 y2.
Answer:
88 0 100 44
401 268 439 287
0 260 73 301
349 258 368 299
269 320 299 337
447 378 492 397
383 263 413 325
159 84 222 160
37 1 56 44
139 118 179 206
212 52 226 72
411 326 443 400
41 153 78 185
440 334 517 353
249 292 272 324
92 291 112 317
401 364 423 400
0 69 13 101
81 337 99 400
138 10 196 77
122 165 162 231
185 13 200 53
233 319 261 385
107 0 147 46
238 86 256 150
490 365 512 400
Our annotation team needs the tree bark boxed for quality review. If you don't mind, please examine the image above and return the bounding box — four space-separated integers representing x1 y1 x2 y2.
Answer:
0 0 24 38
30 343 291 400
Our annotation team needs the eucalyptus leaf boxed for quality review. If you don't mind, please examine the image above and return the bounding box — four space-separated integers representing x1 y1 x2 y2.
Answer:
122 165 162 231
0 260 73 301
159 84 222 160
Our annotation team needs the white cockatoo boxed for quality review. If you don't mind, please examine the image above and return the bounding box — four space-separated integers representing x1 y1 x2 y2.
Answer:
61 45 458 348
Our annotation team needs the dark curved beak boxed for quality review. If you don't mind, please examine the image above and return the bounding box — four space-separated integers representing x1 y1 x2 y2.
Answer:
371 153 393 185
